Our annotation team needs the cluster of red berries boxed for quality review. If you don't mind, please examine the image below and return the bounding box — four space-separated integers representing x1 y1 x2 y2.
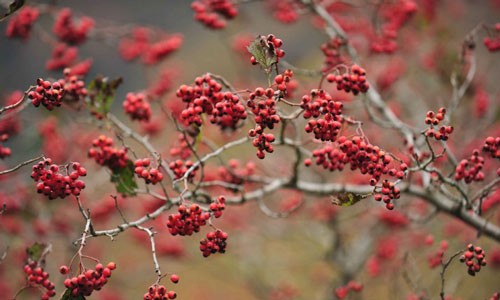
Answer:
191 0 238 29
61 68 88 101
28 78 64 110
144 284 177 300
218 159 256 186
134 158 163 184
301 89 343 142
320 37 347 72
427 240 449 268
247 87 280 159
249 130 275 159
484 23 500 52
200 229 228 257
209 196 226 218
53 8 94 45
60 262 116 297
88 135 129 170
424 108 453 141
250 34 285 65
334 281 363 299
46 43 78 71
177 74 246 129
209 91 247 130
455 149 485 183
169 159 198 182
483 136 500 159
5 6 39 40
307 136 405 181
166 203 210 236
273 69 295 95
0 133 11 159
326 64 369 95
489 292 500 300
247 88 280 130
373 180 401 210
460 244 487 276
123 92 152 122
31 158 86 200
24 261 56 299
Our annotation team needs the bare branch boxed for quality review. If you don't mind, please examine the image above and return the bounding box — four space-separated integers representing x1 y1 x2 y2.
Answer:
0 155 45 176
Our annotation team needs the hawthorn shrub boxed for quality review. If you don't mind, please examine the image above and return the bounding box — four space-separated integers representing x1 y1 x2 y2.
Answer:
0 1 500 299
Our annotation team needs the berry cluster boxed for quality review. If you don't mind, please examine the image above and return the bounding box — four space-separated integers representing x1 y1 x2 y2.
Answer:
334 281 363 299
373 180 401 210
308 136 405 182
250 34 285 65
326 64 369 95
134 158 163 184
169 159 198 182
144 284 177 300
199 229 228 257
320 37 347 72
24 261 56 299
53 8 94 45
31 158 86 200
5 6 39 40
123 92 152 122
61 262 116 297
209 91 247 130
209 196 226 218
0 133 11 159
301 89 343 142
455 149 485 183
484 23 500 52
176 74 246 130
191 0 238 29
273 69 295 95
46 43 78 71
61 68 88 101
249 130 275 159
218 159 256 186
88 135 129 170
489 292 500 300
166 204 210 236
460 244 487 276
247 87 281 159
483 136 500 159
247 88 280 129
28 78 64 110
424 108 453 141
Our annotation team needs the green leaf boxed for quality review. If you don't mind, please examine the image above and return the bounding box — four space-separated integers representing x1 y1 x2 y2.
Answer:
86 76 123 118
330 192 371 207
247 36 277 73
62 288 85 300
0 0 25 22
26 242 50 262
110 160 137 197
